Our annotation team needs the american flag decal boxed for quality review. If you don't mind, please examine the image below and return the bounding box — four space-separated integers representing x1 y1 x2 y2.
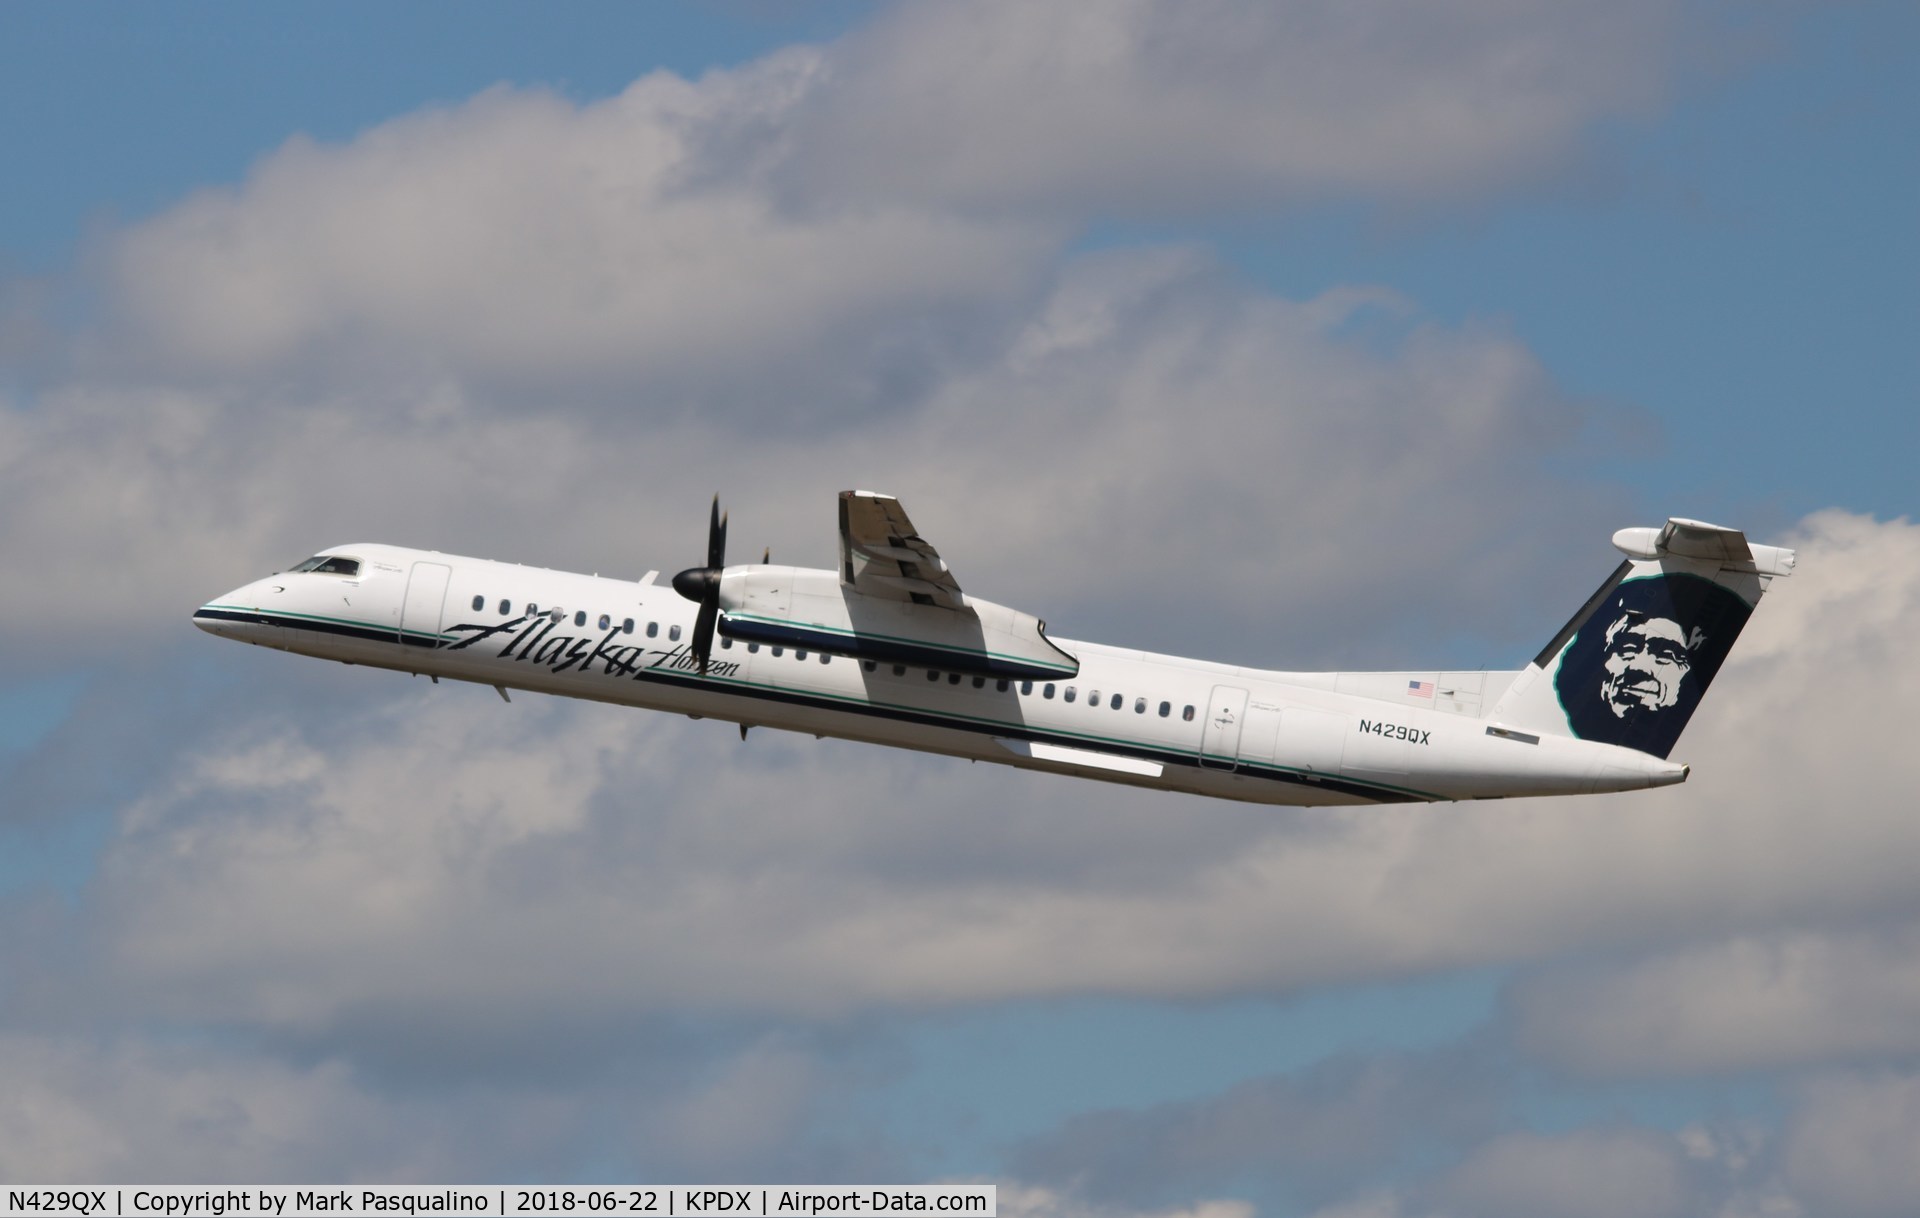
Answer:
1408 680 1435 698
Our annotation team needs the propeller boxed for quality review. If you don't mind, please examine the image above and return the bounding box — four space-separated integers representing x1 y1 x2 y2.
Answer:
671 495 728 674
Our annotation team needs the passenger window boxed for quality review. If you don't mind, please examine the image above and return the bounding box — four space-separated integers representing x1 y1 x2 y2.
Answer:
863 661 877 672
622 618 634 634
575 611 587 627
721 638 733 649
1089 689 1101 706
1022 681 1034 695
748 643 760 653
1111 693 1123 710
669 625 681 641
528 603 539 615
948 672 962 685
500 600 512 615
820 653 831 664
1134 697 1146 713
972 676 985 688
927 670 939 681
893 664 907 677
1158 701 1171 717
550 609 564 623
647 622 658 638
795 649 808 661
996 679 1009 692
771 646 783 657
598 614 610 630
472 595 485 612
1182 705 1196 722
1043 684 1055 699
1065 687 1078 703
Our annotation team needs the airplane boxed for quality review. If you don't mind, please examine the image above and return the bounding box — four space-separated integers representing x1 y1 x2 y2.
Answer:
193 491 1796 806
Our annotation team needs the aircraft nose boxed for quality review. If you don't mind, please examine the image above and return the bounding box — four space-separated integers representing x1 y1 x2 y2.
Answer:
192 594 241 637
193 581 266 638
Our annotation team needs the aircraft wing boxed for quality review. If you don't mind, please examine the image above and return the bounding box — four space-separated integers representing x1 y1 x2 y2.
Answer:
838 490 966 610
709 489 1076 678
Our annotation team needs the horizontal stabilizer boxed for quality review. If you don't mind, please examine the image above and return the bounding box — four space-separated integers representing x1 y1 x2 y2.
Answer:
1612 518 1797 578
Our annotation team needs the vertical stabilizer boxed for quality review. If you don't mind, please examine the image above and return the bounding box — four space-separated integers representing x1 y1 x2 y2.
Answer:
1487 519 1795 759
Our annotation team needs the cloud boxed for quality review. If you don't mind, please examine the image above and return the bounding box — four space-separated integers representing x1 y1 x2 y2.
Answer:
1782 1072 1920 1218
97 64 1057 408
1005 1067 1807 1218
1009 1048 1503 1210
997 1186 1252 1218
833 252 1607 659
2 247 1613 663
1001 1044 1805 1218
0 1033 430 1183
0 1022 894 1185
8 0 1667 668
64 0 1695 429
1433 1128 1694 1218
777 0 1676 215
1509 925 1920 1079
647 1037 824 1172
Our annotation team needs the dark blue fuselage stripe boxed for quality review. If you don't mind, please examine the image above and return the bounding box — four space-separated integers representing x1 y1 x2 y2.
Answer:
198 608 1417 803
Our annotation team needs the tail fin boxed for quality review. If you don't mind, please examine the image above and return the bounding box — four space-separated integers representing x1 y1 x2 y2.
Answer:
1488 519 1796 758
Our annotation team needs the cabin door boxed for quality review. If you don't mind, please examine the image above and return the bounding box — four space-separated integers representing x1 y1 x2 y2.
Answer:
1198 685 1250 770
400 562 452 648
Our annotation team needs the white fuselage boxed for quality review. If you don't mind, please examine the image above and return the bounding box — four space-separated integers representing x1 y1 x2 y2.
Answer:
194 544 1688 806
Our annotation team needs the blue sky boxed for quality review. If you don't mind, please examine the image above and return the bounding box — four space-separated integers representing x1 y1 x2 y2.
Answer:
2 3 1918 1214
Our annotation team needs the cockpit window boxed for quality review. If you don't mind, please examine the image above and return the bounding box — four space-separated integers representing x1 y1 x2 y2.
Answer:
290 555 361 577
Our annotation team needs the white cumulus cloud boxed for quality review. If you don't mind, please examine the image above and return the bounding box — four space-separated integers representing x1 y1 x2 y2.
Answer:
777 0 1676 214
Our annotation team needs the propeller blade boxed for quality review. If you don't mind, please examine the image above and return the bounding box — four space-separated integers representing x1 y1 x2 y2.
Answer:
692 596 718 674
707 495 728 571
671 493 730 675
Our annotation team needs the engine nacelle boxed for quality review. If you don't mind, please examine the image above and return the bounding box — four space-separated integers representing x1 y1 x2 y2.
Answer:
714 566 1078 680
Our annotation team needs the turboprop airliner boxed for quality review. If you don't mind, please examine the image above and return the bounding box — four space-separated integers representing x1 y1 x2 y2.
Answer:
193 491 1795 806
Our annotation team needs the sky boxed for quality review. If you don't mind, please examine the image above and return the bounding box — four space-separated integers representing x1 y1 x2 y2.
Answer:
0 1 1916 1213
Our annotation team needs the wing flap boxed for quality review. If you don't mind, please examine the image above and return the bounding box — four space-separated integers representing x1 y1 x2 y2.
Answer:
840 490 965 609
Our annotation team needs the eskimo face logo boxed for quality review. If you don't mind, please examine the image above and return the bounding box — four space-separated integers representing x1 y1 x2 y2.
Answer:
1554 574 1751 758
1598 611 1702 718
